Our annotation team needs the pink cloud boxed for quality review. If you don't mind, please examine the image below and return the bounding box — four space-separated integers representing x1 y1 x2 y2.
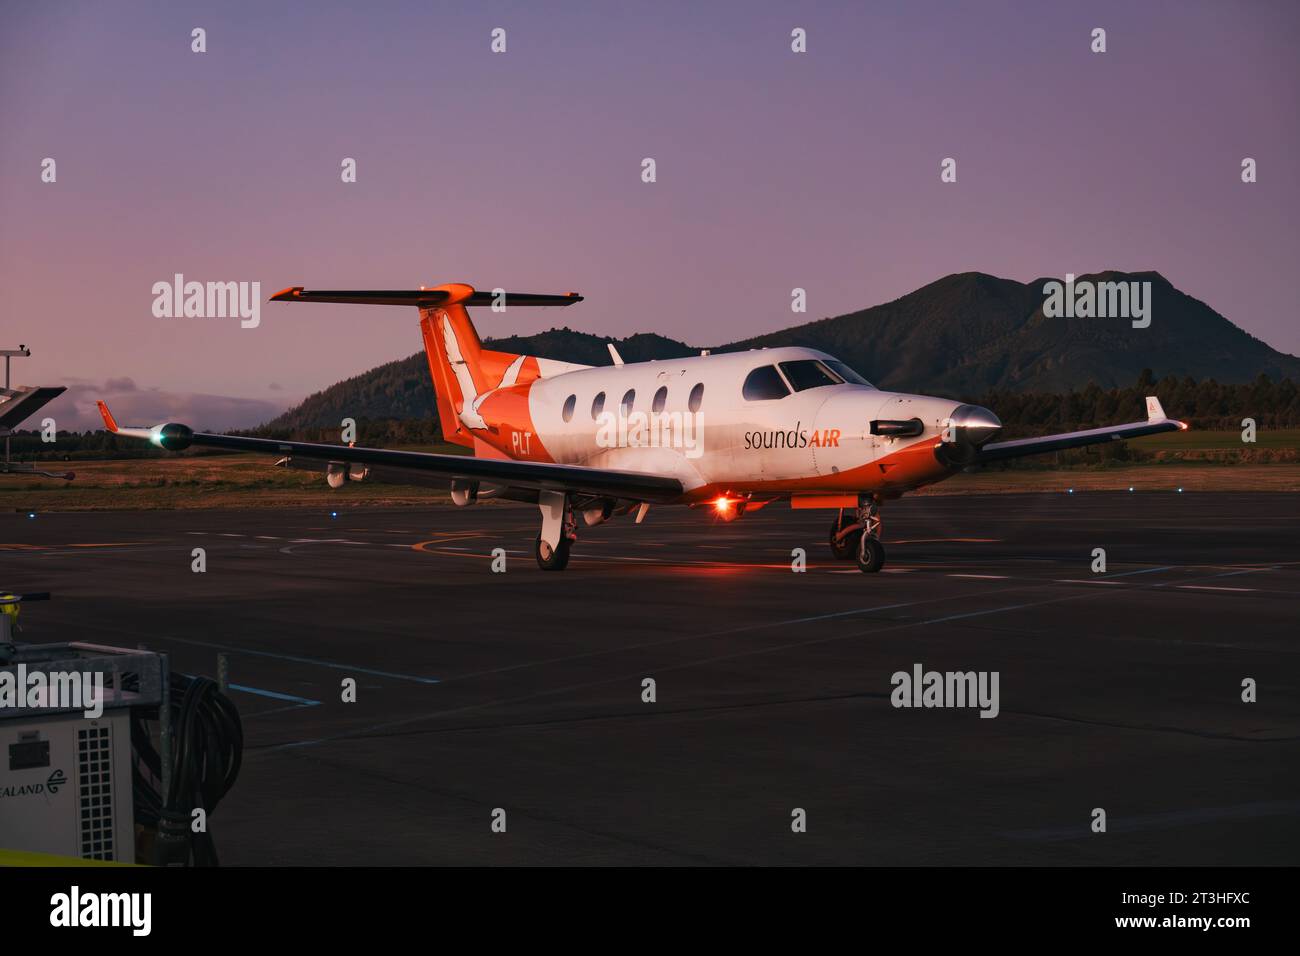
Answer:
44 379 290 432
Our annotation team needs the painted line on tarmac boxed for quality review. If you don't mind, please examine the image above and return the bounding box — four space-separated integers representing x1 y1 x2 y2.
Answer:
227 683 321 706
165 636 440 684
256 563 1277 753
1103 565 1175 578
1002 800 1300 841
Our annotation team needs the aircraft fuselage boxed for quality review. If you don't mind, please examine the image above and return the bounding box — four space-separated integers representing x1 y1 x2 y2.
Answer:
466 346 997 504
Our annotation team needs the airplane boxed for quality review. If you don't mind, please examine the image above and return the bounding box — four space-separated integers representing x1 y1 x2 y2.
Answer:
96 283 1187 572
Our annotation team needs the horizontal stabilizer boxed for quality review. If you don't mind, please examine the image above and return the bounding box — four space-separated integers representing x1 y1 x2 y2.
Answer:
270 287 583 308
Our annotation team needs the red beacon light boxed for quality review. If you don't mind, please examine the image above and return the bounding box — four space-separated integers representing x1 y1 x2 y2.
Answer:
712 495 746 522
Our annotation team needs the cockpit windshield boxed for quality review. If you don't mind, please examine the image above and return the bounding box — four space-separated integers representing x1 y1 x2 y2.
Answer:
778 358 875 392
822 359 873 388
778 360 841 392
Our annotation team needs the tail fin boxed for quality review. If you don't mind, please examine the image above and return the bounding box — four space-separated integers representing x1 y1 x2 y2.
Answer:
420 284 491 447
271 283 585 449
95 399 119 433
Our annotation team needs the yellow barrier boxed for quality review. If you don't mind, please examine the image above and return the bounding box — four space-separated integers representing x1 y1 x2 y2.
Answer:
0 848 136 867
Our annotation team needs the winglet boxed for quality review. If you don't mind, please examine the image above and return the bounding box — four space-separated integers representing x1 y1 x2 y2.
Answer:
1145 395 1189 430
95 400 119 433
269 286 305 302
607 342 625 367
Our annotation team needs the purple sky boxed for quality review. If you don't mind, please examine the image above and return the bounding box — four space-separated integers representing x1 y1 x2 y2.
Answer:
2 0 1298 430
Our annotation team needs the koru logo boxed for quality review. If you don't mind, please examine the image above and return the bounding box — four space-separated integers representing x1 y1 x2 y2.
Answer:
47 768 67 794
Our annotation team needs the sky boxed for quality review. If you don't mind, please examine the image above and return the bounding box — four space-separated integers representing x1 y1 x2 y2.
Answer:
2 0 1298 430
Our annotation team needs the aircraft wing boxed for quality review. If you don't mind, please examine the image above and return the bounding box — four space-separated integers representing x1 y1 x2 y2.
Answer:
0 385 66 431
95 401 683 503
976 395 1186 463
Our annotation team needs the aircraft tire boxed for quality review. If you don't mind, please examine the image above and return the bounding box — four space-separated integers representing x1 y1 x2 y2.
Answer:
856 536 885 573
535 534 572 571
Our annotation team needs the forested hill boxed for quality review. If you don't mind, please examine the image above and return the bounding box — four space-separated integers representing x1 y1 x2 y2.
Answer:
258 271 1300 435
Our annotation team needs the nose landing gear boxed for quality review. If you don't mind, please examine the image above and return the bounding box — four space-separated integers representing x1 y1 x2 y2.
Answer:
829 511 861 560
829 495 885 572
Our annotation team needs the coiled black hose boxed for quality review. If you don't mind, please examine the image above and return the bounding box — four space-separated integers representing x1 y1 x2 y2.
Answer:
128 673 243 866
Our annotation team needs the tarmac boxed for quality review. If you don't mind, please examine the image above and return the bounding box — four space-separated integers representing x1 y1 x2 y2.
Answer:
2 491 1297 864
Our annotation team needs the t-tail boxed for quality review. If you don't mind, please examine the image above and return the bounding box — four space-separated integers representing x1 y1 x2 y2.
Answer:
269 284 586 450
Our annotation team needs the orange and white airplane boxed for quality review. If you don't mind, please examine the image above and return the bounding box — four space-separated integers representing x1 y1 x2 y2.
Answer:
97 283 1186 572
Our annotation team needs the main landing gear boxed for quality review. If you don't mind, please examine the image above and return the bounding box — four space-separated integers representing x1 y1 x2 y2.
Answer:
829 494 885 573
535 490 577 571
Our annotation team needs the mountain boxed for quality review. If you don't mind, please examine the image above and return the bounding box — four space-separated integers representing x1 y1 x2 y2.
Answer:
258 271 1300 432
262 354 437 434
717 271 1300 397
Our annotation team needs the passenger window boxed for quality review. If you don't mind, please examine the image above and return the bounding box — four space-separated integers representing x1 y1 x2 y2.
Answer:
591 392 606 419
779 360 841 392
688 383 704 413
652 386 667 413
562 394 576 422
742 365 790 401
621 389 636 415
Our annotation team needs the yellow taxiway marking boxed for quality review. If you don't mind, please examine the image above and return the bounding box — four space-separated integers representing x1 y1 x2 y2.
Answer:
0 541 161 550
889 537 1003 544
66 542 161 548
411 531 493 555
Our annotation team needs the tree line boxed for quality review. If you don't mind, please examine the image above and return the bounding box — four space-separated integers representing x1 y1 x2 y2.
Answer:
5 371 1297 460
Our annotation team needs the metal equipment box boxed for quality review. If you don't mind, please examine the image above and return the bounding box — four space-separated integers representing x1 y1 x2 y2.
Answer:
0 642 166 863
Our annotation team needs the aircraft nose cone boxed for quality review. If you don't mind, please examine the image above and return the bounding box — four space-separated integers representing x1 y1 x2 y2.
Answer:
952 404 1002 445
936 404 1003 467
